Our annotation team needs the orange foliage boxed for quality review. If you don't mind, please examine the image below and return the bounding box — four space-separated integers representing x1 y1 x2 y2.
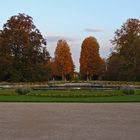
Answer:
53 40 74 80
80 36 102 80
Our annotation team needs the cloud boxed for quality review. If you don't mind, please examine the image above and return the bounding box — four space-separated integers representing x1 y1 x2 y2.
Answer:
84 28 103 33
46 34 78 43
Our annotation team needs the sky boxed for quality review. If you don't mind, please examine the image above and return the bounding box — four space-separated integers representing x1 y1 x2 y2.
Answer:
0 0 140 71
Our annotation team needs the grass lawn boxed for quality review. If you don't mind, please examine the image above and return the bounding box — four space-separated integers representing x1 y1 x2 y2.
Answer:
0 89 140 102
0 95 140 102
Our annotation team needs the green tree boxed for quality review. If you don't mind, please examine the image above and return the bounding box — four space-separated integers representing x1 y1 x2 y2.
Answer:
105 52 126 80
0 13 50 82
107 18 140 81
80 36 102 80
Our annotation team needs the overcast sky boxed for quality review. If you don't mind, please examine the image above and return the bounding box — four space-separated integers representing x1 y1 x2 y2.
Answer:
0 0 140 71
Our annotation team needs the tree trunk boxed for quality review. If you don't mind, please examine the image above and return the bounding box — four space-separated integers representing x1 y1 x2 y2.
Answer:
62 72 66 81
86 71 88 81
89 75 92 81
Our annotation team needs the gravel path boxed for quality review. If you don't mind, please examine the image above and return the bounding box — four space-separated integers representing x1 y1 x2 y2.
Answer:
0 103 140 140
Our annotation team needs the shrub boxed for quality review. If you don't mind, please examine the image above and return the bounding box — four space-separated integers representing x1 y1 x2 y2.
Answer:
15 88 31 95
122 87 135 95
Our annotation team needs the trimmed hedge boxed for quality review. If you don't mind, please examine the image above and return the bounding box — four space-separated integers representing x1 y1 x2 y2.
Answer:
28 92 124 97
15 88 31 95
122 88 135 95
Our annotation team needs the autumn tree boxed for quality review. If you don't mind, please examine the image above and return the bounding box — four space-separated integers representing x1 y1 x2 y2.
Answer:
0 13 50 82
80 36 103 80
107 18 140 81
53 40 74 81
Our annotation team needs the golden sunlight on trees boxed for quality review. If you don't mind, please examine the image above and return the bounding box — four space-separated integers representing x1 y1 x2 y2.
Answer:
1 13 140 82
52 40 75 81
80 36 103 80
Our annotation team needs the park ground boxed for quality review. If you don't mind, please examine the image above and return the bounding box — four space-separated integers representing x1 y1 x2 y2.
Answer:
0 88 140 102
0 103 140 140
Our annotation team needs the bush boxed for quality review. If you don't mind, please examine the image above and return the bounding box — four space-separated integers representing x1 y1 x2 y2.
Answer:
15 88 31 95
122 87 135 95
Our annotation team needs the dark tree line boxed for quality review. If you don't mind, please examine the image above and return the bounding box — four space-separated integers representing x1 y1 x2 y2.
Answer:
0 13 140 82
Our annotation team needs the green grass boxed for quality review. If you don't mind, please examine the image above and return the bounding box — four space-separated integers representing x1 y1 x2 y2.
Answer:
0 89 140 102
0 95 140 102
0 89 16 95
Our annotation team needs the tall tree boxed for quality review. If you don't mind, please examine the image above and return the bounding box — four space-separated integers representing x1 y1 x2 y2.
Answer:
107 18 140 81
80 36 102 80
53 40 74 81
0 13 50 82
